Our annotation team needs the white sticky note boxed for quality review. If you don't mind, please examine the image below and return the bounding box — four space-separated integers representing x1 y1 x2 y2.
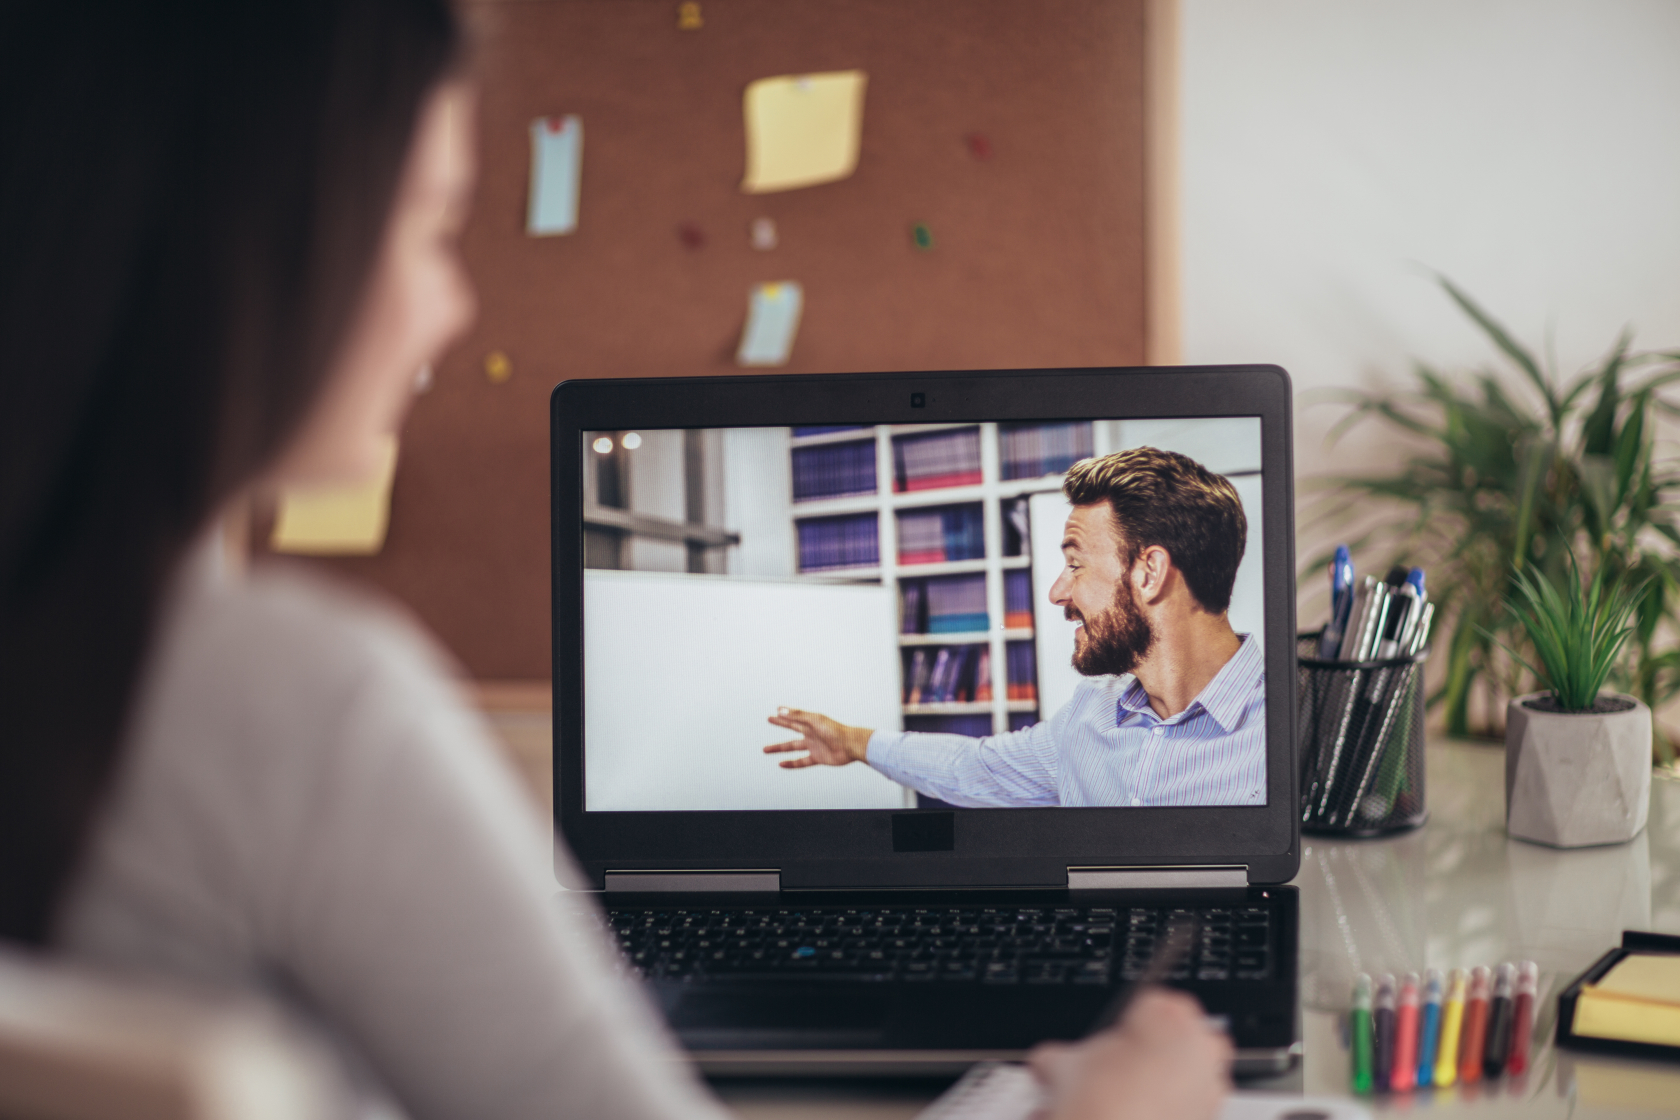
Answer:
741 71 866 194
527 115 582 235
271 435 398 555
737 282 803 367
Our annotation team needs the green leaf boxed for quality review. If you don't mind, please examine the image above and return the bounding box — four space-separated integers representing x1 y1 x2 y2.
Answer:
1580 330 1631 456
1438 275 1555 426
1612 389 1649 504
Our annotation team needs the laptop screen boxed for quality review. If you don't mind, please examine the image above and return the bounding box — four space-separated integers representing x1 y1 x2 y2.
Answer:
579 416 1265 813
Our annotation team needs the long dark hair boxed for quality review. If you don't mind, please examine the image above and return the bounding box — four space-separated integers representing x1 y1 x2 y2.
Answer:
0 0 460 943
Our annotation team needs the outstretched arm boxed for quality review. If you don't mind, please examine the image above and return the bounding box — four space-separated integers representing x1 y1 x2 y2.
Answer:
762 707 872 768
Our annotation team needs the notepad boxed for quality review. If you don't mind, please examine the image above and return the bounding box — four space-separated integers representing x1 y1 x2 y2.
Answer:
741 71 866 194
736 282 803 367
1574 953 1680 1046
271 436 398 555
527 115 582 235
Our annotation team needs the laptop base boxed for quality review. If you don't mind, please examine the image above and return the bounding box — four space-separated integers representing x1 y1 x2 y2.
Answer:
596 886 1300 1077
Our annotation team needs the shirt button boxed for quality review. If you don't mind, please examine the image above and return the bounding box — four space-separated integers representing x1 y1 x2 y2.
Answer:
1132 797 1141 806
1152 726 1164 735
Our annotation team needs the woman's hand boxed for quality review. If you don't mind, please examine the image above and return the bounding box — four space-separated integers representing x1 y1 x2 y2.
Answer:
1030 988 1232 1120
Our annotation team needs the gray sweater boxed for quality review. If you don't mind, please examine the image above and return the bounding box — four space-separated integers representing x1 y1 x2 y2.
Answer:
56 553 727 1120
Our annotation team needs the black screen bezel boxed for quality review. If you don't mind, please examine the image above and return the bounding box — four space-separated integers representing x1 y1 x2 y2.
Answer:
552 366 1298 885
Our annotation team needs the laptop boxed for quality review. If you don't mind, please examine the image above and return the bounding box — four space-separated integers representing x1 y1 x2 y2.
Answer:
552 365 1300 1076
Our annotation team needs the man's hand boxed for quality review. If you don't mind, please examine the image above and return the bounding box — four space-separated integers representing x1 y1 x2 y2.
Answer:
763 707 872 768
1029 989 1231 1120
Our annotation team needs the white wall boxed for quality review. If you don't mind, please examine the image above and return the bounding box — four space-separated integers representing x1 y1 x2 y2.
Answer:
722 426 798 577
1179 0 1680 613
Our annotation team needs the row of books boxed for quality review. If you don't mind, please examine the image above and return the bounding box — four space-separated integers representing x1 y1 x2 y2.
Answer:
892 428 983 492
900 573 988 634
897 504 985 565
901 641 1039 704
793 503 997 572
1004 569 1033 629
791 439 877 502
1006 641 1038 701
903 644 991 705
795 513 879 572
792 423 1092 503
897 570 1033 634
903 712 1041 736
904 713 994 737
999 422 1094 480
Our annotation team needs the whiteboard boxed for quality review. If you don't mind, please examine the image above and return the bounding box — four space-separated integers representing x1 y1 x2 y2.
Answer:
1030 476 1266 720
584 570 911 811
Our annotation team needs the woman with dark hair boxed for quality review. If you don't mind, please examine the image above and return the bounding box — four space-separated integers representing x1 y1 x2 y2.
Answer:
0 2 1231 1117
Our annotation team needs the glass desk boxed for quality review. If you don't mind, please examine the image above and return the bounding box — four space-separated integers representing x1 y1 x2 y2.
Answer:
711 739 1680 1118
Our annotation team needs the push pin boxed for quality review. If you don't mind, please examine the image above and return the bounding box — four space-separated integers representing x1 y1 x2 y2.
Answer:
485 351 512 384
677 222 706 249
677 1 702 29
911 222 934 251
965 132 993 161
750 216 777 251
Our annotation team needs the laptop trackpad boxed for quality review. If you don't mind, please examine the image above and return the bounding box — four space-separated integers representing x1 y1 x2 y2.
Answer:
671 987 889 1046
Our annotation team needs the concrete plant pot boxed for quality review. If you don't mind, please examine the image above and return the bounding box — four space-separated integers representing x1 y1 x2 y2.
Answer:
1504 691 1651 848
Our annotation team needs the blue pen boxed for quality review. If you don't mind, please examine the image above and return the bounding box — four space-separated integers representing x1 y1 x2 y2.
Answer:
1321 544 1355 658
1394 568 1427 654
1417 968 1443 1086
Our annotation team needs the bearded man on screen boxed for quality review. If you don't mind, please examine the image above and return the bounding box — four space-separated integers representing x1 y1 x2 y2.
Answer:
763 446 1266 808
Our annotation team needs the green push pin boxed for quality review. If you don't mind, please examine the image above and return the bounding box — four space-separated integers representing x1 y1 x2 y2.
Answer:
911 222 933 251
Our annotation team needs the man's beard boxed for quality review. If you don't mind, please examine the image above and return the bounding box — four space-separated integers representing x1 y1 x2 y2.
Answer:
1069 579 1155 677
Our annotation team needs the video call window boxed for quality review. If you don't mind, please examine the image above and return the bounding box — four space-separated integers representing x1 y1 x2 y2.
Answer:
580 419 1265 813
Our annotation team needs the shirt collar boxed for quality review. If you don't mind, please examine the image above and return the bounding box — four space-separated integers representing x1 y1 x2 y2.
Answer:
1114 633 1263 733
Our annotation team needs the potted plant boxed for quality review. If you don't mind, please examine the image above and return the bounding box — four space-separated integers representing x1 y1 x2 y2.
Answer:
1499 554 1651 847
1308 277 1680 750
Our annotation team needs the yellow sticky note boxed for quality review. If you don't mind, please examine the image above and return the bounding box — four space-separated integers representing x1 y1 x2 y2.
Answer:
271 436 398 555
742 71 866 194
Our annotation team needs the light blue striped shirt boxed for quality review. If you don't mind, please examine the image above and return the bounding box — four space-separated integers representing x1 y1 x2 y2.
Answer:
867 634 1267 807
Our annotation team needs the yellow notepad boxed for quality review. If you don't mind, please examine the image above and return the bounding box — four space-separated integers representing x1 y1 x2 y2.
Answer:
1574 953 1680 1046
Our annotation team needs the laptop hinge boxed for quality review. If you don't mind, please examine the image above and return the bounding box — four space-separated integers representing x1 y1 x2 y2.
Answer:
1067 865 1248 890
604 870 781 893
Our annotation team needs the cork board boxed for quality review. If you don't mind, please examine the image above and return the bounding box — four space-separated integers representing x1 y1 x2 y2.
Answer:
309 0 1150 680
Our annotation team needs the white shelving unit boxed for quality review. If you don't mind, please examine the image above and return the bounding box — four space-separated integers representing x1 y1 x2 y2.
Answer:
787 423 1084 735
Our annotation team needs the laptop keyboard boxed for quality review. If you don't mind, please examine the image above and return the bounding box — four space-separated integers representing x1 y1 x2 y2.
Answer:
602 903 1275 986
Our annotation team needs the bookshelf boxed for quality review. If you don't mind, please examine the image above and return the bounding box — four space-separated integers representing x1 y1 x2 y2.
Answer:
788 422 1100 737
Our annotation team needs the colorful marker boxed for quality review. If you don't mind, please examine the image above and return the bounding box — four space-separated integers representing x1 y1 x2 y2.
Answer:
1392 972 1421 1091
1434 968 1468 1088
1417 969 1443 1087
1483 963 1516 1077
1352 973 1374 1094
1458 965 1492 1084
1508 961 1538 1076
1373 973 1396 1091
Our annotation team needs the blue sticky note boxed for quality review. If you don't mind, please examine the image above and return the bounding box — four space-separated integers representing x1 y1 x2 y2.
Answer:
737 282 803 366
527 115 582 235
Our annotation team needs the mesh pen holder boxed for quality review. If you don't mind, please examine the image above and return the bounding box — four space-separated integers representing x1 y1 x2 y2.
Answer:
1297 633 1429 836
